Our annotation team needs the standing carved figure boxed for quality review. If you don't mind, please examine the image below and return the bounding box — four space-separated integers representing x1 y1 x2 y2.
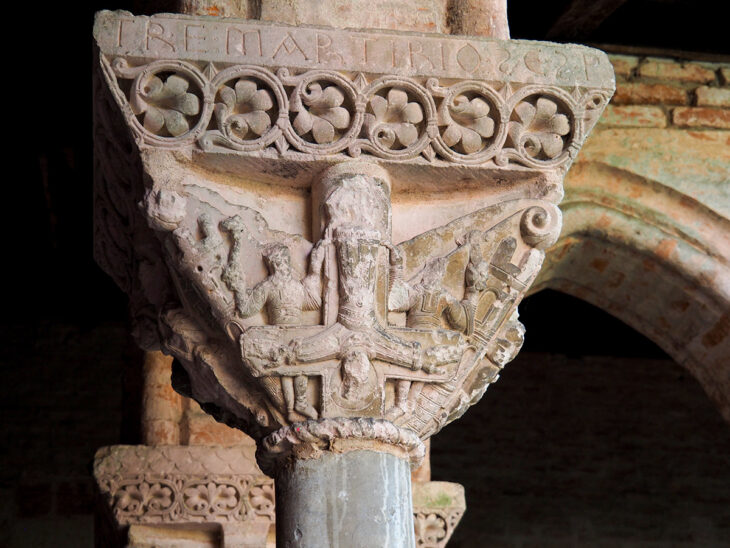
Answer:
221 216 326 422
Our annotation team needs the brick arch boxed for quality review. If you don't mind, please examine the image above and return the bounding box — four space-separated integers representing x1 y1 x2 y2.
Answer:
531 49 730 421
532 158 730 422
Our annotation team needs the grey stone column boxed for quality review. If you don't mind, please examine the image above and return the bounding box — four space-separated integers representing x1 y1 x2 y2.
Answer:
259 418 425 548
275 450 414 548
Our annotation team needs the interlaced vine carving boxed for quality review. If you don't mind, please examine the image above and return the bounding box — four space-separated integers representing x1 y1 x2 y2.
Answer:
101 57 611 168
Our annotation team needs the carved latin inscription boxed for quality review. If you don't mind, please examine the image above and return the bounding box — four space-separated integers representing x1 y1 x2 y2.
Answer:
97 11 614 85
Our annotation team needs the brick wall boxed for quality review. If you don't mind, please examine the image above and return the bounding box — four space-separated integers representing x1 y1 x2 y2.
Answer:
601 54 730 130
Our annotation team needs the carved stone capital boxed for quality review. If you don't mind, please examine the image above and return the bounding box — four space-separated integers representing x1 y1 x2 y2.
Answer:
93 11 614 472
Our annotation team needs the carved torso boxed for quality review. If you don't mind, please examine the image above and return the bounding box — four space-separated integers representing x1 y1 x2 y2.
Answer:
260 276 307 325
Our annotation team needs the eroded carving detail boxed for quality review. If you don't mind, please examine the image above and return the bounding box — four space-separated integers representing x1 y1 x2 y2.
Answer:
95 12 613 170
104 57 598 167
414 508 465 548
128 159 562 464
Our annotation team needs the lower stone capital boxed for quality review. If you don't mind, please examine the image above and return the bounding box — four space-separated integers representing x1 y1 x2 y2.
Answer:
258 417 425 475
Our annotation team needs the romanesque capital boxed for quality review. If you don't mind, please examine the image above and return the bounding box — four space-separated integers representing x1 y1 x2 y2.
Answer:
93 11 614 472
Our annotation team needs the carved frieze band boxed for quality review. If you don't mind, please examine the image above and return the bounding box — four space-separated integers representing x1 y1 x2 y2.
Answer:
94 445 273 525
415 509 464 548
102 56 610 168
95 11 614 169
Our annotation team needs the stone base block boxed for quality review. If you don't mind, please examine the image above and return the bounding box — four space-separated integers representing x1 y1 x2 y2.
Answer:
94 445 465 547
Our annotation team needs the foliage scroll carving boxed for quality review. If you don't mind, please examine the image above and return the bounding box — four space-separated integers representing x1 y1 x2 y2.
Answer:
101 55 610 168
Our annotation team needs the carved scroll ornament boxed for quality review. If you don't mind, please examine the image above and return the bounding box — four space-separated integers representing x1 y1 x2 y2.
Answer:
95 11 613 169
93 11 614 469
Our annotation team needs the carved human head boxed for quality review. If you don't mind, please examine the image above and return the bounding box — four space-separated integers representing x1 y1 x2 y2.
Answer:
263 244 292 276
144 188 187 230
340 348 372 401
420 256 449 289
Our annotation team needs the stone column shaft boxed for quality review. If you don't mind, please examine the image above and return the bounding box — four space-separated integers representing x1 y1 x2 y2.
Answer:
141 351 182 445
276 451 414 548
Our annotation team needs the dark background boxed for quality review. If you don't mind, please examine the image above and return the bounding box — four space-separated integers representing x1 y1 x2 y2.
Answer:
1 1 729 546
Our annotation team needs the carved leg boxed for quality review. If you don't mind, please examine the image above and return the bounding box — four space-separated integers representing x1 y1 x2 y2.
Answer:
293 375 318 420
282 376 296 421
386 379 412 420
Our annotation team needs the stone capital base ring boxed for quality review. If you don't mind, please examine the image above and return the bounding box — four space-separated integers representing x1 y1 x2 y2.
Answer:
258 417 425 475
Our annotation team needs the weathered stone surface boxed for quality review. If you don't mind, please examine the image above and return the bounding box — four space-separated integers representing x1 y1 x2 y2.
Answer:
127 525 222 548
571 128 730 218
92 10 612 546
412 481 465 547
447 0 509 39
638 58 716 83
92 11 613 183
534 123 730 423
597 105 667 128
179 0 257 18
142 351 182 445
258 0 448 33
185 400 256 445
94 445 272 531
95 11 612 87
171 0 512 37
695 86 730 108
275 450 414 548
613 82 687 105
672 106 730 129
721 67 730 86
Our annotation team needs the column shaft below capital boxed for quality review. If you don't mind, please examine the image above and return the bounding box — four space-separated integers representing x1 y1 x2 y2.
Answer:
275 450 414 548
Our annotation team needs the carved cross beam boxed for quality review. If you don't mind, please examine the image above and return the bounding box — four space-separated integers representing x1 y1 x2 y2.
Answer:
93 10 613 545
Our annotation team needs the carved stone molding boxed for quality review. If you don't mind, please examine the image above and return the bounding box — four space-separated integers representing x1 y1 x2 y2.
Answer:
413 481 466 548
94 445 273 526
93 11 614 471
259 417 426 475
95 444 465 547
